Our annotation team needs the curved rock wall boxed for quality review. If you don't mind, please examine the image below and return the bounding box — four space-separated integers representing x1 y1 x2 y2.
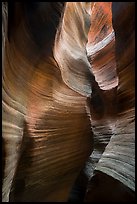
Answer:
2 2 135 202
84 1 118 183
84 2 135 202
95 1 135 191
87 2 118 90
2 3 93 202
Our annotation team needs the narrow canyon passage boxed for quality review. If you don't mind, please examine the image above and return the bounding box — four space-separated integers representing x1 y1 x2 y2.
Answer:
2 2 135 202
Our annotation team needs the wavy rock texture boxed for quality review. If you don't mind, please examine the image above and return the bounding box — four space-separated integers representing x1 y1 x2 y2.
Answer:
95 1 135 190
2 2 135 202
54 2 94 97
87 2 118 90
84 1 118 183
2 2 93 202
84 2 135 202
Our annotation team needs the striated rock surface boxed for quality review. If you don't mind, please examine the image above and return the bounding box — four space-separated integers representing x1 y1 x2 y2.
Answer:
85 1 118 183
2 2 135 202
95 1 135 190
54 2 93 97
84 2 135 202
2 2 93 202
87 2 118 90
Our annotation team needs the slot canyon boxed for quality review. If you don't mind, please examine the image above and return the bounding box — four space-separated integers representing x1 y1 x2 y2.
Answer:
2 2 135 202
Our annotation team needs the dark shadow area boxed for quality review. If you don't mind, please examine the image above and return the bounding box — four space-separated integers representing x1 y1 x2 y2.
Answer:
2 137 6 186
68 169 89 202
84 171 135 202
9 121 34 202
